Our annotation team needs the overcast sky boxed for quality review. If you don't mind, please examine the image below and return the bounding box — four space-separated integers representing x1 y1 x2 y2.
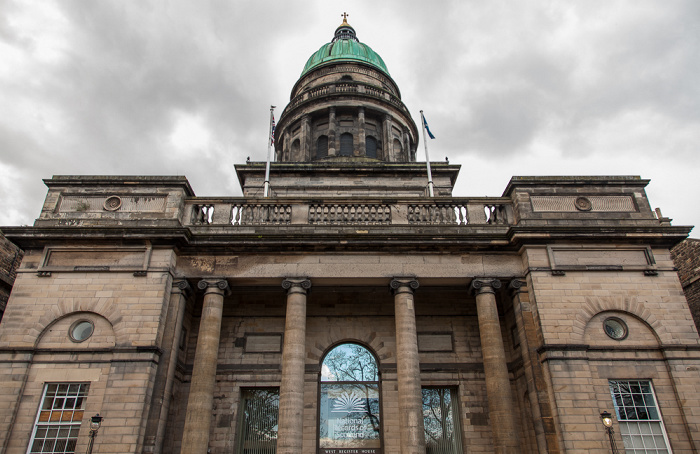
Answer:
1 0 698 236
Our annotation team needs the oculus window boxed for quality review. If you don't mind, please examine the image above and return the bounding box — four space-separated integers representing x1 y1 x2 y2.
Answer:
319 343 381 454
237 388 279 454
609 380 672 453
28 383 90 454
69 320 94 343
603 317 628 340
422 388 464 454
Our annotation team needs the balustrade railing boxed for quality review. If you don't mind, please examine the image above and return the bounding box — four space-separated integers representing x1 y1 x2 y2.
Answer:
282 82 410 120
309 204 391 225
187 200 511 227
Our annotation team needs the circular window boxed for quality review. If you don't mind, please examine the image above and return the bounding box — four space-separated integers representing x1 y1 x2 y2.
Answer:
70 320 94 342
603 317 628 340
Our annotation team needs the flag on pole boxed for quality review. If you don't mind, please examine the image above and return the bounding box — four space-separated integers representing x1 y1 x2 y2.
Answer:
270 115 276 145
422 114 435 139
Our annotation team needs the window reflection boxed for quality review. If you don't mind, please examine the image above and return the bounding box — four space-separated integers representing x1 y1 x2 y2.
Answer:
319 343 381 453
321 343 378 382
422 388 463 454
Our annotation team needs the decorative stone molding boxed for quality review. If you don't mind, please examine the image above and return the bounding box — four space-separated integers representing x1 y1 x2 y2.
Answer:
172 279 192 298
508 279 527 294
574 197 592 211
103 196 122 211
390 277 419 294
282 278 312 294
197 279 231 296
469 278 502 295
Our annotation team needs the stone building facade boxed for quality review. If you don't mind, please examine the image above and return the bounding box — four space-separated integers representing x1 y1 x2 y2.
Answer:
672 238 700 333
1 19 699 454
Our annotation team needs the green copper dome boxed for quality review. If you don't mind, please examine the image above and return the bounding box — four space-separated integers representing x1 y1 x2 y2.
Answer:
300 20 389 77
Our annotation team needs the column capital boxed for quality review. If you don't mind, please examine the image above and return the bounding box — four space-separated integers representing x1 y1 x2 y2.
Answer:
172 279 192 298
197 278 231 296
282 278 311 294
390 277 419 294
508 278 527 295
469 278 502 295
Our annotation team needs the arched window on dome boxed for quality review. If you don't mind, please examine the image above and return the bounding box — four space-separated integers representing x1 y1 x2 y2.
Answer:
316 135 328 160
393 138 404 162
366 136 378 159
291 139 300 161
339 133 353 157
319 343 381 452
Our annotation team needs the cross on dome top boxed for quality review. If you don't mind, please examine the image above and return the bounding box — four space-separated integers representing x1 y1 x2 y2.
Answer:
333 12 357 42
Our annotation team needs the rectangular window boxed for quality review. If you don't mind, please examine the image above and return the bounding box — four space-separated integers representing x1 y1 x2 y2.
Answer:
422 387 463 454
609 380 672 454
28 383 90 454
237 388 279 454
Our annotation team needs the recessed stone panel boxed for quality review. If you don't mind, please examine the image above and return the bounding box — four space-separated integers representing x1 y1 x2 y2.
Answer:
58 195 166 213
245 334 283 353
42 247 149 269
417 333 453 352
550 247 652 267
531 196 635 212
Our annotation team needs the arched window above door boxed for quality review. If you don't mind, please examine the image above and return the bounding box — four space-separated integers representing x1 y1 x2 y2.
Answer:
321 343 378 382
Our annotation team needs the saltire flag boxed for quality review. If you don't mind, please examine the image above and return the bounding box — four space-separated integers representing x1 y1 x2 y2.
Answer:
423 114 435 139
270 115 276 145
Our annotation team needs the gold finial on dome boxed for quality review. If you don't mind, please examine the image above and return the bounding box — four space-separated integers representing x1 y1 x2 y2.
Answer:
341 12 349 26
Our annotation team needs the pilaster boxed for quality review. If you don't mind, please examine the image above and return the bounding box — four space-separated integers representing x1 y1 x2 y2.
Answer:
328 107 337 156
144 279 191 454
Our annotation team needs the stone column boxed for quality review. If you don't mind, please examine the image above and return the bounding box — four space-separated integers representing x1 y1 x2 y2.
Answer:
328 107 337 156
403 127 412 162
471 278 519 453
180 279 230 454
283 130 290 162
358 107 366 156
390 278 426 454
383 114 393 161
277 278 311 454
144 279 191 454
301 114 311 161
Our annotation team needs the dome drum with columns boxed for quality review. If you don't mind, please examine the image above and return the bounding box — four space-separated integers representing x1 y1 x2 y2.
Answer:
275 18 418 163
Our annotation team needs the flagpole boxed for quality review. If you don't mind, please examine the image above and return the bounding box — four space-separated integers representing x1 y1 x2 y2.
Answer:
420 110 435 197
263 105 275 198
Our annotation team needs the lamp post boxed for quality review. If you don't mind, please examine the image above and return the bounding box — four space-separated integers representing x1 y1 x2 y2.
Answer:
600 411 619 454
86 414 102 454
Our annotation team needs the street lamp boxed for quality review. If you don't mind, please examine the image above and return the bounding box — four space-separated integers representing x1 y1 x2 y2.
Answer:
86 414 102 454
600 411 619 454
